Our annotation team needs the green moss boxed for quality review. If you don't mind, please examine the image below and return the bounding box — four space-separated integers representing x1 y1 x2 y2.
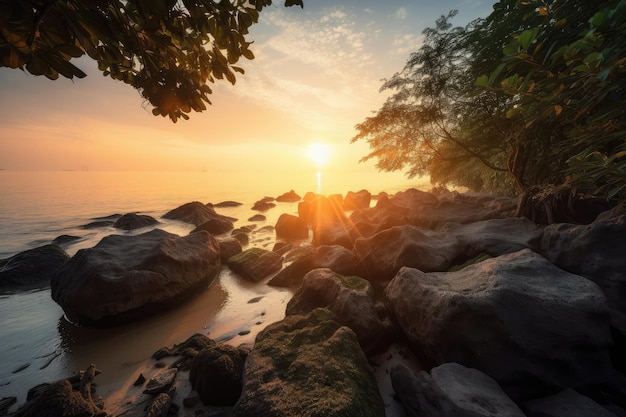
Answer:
336 274 368 291
227 247 266 265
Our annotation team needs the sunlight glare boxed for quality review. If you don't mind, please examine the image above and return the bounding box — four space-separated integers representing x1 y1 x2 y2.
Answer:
308 143 331 168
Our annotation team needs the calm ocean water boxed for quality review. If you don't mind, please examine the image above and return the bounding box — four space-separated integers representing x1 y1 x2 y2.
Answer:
0 170 423 410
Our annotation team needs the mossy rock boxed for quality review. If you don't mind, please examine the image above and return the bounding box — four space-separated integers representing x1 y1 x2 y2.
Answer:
233 308 385 417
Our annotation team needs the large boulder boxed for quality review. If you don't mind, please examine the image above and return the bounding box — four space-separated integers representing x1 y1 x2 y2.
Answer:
191 217 234 235
353 225 463 283
286 268 386 354
113 213 159 230
51 229 221 326
233 308 385 417
537 212 626 332
217 238 243 263
524 388 619 417
268 245 363 288
163 201 233 226
408 199 505 229
0 244 70 290
443 217 543 259
276 190 301 202
189 340 249 406
343 189 371 210
384 249 613 400
391 363 525 417
347 195 409 239
275 213 309 240
227 248 282 282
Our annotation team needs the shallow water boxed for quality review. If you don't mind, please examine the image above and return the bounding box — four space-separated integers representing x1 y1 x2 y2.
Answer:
0 170 424 410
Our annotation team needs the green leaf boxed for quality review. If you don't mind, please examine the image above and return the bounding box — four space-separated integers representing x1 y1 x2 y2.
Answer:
590 11 608 28
475 74 489 87
518 28 538 50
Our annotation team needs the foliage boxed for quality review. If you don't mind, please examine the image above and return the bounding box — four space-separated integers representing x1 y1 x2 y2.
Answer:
479 0 626 200
0 0 303 122
353 0 625 199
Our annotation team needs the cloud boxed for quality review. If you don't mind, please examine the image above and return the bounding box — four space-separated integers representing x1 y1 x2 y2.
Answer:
394 7 408 20
392 33 425 56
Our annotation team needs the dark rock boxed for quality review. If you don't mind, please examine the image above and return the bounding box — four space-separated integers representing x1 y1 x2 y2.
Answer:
443 217 542 262
182 394 200 408
384 249 613 400
409 199 505 229
271 241 292 256
286 268 387 354
227 248 282 282
113 213 159 230
52 235 82 246
51 229 221 326
0 397 16 415
391 363 525 417
189 342 248 406
524 388 618 417
247 214 266 222
14 364 106 417
145 393 172 417
0 244 70 290
307 196 358 248
537 212 626 333
81 220 114 229
192 217 234 235
163 201 227 226
298 194 344 225
144 368 178 395
231 232 249 246
233 308 385 417
213 201 242 208
347 195 409 238
343 189 371 210
353 225 463 283
133 373 146 386
252 197 276 212
276 190 301 202
275 213 309 240
268 245 364 288
218 238 242 263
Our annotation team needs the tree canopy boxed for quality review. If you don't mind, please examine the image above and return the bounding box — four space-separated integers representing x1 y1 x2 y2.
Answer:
0 0 303 122
353 0 625 200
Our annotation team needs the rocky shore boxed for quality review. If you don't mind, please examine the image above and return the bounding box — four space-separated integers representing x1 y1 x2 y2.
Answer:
1 187 625 417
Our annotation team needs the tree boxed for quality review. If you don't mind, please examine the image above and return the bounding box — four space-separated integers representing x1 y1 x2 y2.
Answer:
353 0 625 198
352 11 522 194
0 0 303 122
479 0 626 200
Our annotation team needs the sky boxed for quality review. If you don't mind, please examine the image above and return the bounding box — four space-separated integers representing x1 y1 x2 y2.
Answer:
0 0 494 179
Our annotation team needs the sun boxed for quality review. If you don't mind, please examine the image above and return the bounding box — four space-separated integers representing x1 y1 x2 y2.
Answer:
308 143 331 167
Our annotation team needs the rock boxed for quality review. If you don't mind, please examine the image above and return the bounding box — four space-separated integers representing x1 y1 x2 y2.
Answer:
113 213 159 230
133 373 146 386
0 397 16 415
286 268 386 354
189 342 248 406
227 248 282 282
232 308 385 417
81 220 114 229
232 232 249 246
52 235 82 246
144 368 178 395
537 213 626 333
443 217 542 260
51 229 221 326
268 245 363 288
163 201 229 226
213 201 242 208
275 213 309 240
343 189 371 210
298 194 344 225
14 364 106 417
218 238 242 263
248 214 266 222
145 393 172 417
276 190 301 202
524 388 618 417
353 225 463 283
192 217 234 235
252 197 276 212
272 241 292 256
409 199 505 229
0 244 70 290
391 363 525 417
389 188 440 209
347 195 409 238
384 249 613 400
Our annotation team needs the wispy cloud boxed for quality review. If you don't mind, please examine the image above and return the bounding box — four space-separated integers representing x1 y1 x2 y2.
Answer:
394 7 409 20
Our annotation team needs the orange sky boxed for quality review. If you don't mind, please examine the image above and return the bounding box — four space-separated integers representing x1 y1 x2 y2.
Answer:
0 1 492 184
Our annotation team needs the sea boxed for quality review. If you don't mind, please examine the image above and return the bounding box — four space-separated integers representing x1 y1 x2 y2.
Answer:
0 169 424 410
